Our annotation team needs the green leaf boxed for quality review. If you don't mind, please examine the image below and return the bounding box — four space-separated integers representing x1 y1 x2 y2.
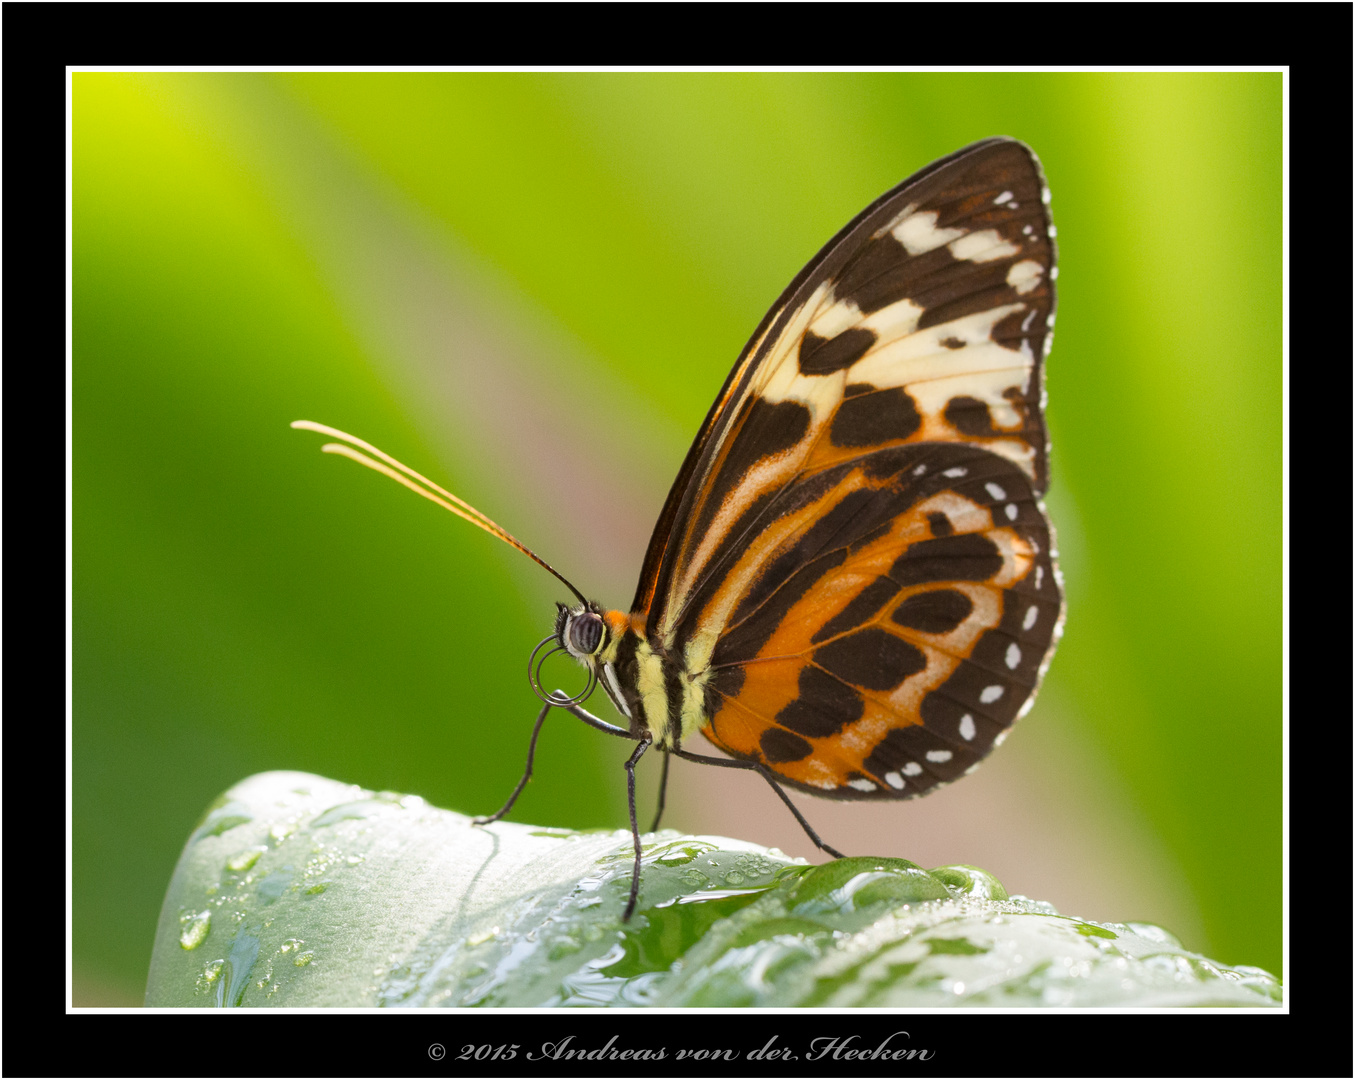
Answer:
146 773 1281 1007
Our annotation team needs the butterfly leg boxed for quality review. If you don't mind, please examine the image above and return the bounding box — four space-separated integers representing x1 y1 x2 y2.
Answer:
474 691 632 826
622 736 653 921
650 751 670 834
672 749 847 861
472 698 554 826
553 693 633 738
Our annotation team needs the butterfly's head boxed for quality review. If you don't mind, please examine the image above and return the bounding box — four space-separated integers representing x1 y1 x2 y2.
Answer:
554 600 609 663
527 601 622 709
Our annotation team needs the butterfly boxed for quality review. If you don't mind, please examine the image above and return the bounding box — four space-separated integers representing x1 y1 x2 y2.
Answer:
295 136 1064 922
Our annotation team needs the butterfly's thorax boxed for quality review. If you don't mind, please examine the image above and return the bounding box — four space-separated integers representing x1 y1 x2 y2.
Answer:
589 611 710 750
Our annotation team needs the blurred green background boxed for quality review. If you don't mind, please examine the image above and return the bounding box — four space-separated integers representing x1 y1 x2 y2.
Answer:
73 73 1283 1004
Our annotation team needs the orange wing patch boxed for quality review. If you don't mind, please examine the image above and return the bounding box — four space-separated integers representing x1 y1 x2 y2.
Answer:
697 440 1059 799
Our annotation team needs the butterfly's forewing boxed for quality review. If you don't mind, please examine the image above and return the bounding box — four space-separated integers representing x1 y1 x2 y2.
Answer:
632 137 1062 798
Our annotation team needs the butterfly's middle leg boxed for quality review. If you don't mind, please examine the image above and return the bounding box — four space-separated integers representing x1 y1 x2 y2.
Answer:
671 749 847 860
556 697 653 920
475 691 651 922
621 736 652 920
650 751 670 834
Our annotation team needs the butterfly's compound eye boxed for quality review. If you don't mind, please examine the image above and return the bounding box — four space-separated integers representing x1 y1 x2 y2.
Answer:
566 612 605 657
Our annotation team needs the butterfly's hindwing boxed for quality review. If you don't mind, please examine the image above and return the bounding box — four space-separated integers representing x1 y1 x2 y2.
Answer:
624 138 1063 798
698 441 1059 798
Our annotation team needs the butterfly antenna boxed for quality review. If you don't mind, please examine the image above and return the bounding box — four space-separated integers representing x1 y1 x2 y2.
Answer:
291 421 588 606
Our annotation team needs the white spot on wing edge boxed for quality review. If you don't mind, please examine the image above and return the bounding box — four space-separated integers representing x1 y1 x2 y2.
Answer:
1023 605 1039 630
1007 259 1045 295
925 749 952 763
959 714 977 740
884 771 905 790
1005 643 1022 669
980 684 1004 704
985 482 1007 500
848 778 877 792
903 762 923 776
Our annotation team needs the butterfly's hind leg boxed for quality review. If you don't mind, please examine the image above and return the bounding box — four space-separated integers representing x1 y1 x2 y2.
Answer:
473 691 633 826
671 749 847 860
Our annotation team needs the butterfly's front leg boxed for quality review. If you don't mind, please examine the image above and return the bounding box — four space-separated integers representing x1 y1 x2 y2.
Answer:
472 698 555 826
553 691 633 739
474 691 633 826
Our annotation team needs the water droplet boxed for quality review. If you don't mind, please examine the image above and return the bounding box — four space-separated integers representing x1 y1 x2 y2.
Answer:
226 847 265 873
278 938 303 953
195 958 224 991
269 822 296 842
304 883 327 895
191 801 253 843
312 799 403 827
723 870 746 886
293 950 314 967
467 926 500 947
928 864 1008 901
179 910 211 950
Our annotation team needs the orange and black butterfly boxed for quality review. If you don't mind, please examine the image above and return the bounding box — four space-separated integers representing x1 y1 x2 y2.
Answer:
296 136 1064 921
